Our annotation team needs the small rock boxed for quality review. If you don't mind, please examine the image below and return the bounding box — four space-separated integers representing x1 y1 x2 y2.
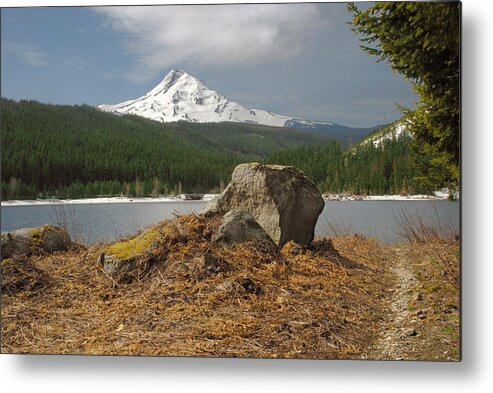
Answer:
405 328 417 337
282 241 305 255
98 224 164 282
213 210 276 247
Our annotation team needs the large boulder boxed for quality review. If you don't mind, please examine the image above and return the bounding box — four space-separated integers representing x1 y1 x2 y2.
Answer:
1 225 71 259
202 163 324 247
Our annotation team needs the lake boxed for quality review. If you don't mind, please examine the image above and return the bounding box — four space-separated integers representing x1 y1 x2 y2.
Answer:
1 200 459 245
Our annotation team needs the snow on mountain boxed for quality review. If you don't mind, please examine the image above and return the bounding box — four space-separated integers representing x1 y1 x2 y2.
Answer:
98 69 293 127
358 122 411 149
371 123 409 147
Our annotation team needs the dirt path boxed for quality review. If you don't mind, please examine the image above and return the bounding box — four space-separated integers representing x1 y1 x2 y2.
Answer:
369 248 420 360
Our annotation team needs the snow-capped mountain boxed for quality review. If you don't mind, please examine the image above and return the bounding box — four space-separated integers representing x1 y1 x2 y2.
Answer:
99 69 296 127
99 69 382 139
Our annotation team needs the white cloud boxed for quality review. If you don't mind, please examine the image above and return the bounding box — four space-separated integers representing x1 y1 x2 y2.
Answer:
95 4 324 82
7 43 49 66
63 56 85 70
6 42 86 70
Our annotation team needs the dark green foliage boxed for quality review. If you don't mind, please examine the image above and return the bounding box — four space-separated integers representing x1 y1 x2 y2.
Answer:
348 2 460 188
266 140 344 189
342 135 430 195
1 99 434 201
266 129 432 195
0 99 330 199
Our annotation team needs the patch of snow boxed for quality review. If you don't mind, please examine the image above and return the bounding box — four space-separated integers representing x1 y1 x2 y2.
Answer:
1 194 221 207
202 194 219 201
371 122 409 148
0 196 199 207
362 194 444 201
322 193 449 202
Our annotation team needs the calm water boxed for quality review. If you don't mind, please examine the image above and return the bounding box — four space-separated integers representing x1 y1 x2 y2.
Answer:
1 200 459 245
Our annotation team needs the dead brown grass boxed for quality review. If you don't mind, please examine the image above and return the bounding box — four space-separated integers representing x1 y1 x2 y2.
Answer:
1 214 389 358
398 237 460 360
393 202 458 243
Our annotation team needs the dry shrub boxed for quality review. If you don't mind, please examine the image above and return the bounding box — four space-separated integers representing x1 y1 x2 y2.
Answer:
392 202 459 287
393 202 458 243
323 218 353 238
417 236 460 289
2 213 389 359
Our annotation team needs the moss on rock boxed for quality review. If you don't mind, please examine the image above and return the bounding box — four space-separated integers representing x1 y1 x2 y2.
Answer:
105 225 168 260
99 223 177 282
1 225 70 259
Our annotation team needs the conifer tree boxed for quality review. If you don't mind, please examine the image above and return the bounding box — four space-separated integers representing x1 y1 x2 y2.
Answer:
348 2 460 188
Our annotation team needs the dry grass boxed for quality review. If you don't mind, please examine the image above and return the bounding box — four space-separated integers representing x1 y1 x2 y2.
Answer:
2 213 459 360
397 237 460 360
392 202 458 243
1 213 389 358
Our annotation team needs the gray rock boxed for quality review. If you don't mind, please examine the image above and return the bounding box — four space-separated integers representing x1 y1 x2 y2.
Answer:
202 163 324 246
1 225 71 258
213 210 275 246
98 252 138 278
405 328 417 337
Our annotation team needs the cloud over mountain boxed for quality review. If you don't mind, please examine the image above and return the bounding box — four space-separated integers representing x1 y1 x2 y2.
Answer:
95 4 323 82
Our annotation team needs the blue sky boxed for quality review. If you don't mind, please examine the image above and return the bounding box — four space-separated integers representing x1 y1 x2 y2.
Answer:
1 3 417 127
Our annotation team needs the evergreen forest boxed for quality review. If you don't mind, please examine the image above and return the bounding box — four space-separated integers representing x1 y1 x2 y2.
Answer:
1 99 434 200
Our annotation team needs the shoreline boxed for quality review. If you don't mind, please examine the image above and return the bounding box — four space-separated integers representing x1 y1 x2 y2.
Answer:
0 192 454 207
322 192 452 202
0 195 218 207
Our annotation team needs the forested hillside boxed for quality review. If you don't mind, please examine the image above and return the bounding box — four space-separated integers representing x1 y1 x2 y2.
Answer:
1 99 431 200
0 99 330 199
266 129 433 195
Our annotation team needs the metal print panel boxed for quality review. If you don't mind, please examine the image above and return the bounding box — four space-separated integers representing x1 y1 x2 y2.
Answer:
1 1 461 360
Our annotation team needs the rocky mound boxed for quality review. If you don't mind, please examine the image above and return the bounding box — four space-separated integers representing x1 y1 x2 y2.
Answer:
1 211 385 358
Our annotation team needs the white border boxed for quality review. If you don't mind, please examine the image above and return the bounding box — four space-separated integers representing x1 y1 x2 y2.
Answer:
1 1 492 392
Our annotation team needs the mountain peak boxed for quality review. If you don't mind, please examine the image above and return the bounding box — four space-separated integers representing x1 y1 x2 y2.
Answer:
164 68 188 81
148 69 191 96
99 69 326 129
168 68 185 76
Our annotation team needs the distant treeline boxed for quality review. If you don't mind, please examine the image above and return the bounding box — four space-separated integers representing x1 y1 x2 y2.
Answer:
266 134 433 195
0 99 328 200
1 99 432 200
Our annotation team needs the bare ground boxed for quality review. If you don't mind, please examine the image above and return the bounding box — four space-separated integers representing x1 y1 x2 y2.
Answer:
367 241 460 361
